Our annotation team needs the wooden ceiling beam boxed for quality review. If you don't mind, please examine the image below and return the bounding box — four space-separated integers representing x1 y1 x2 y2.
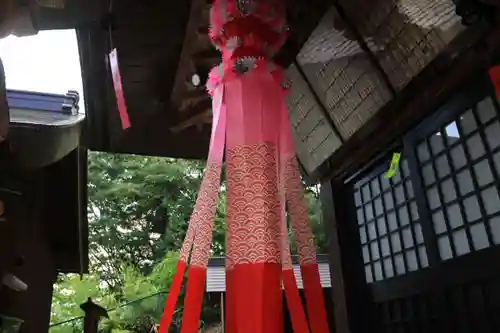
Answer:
274 0 332 67
169 0 208 109
117 112 211 160
197 26 209 36
35 0 104 30
179 92 210 112
170 109 212 133
192 49 220 61
176 99 212 119
191 49 220 68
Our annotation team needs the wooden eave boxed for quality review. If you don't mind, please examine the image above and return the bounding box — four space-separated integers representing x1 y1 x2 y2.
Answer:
308 21 500 185
289 2 500 185
37 1 500 185
74 0 331 159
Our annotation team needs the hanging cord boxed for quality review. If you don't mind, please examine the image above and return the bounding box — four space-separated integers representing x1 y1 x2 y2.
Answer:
49 291 170 328
108 0 114 50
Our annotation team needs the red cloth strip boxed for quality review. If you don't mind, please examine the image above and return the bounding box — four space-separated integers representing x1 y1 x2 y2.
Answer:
282 269 310 333
301 264 330 333
159 85 225 333
210 14 286 53
180 267 207 333
225 268 237 333
228 263 283 333
109 48 131 130
158 261 187 333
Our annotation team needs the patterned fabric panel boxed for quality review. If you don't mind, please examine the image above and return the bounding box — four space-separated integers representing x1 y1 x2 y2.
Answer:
284 156 317 265
225 142 281 268
179 161 223 266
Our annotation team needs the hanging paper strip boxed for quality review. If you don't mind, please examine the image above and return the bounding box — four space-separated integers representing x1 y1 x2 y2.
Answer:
280 98 330 333
109 49 131 130
285 155 330 333
224 68 284 333
159 1 329 332
279 100 310 333
158 87 226 333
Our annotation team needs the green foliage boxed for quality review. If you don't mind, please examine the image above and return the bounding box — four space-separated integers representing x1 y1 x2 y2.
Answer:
50 254 178 333
50 152 325 332
87 152 215 290
305 185 327 253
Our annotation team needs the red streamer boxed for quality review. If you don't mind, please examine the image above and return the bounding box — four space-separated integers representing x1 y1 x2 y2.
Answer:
283 269 310 333
301 264 330 333
109 48 131 130
159 2 330 333
158 261 186 332
181 267 207 333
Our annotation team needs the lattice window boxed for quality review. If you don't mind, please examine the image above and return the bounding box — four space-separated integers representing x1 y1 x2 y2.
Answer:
416 96 500 261
350 89 500 284
354 159 428 283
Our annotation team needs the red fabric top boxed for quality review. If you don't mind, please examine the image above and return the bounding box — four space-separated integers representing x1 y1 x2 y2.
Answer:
209 0 287 59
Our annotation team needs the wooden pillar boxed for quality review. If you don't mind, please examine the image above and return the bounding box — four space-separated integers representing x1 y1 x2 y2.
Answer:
320 180 373 333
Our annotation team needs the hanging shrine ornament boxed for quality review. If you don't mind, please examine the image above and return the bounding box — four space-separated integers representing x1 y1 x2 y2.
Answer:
159 0 329 332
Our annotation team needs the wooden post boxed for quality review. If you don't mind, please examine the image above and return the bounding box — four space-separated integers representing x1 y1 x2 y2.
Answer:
80 298 108 333
320 180 372 333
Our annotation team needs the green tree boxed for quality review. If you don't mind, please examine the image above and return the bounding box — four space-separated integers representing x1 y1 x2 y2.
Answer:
51 152 325 332
87 152 214 290
51 152 225 332
304 185 327 253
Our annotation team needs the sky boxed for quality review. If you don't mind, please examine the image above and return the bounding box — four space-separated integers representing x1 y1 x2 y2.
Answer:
0 29 85 112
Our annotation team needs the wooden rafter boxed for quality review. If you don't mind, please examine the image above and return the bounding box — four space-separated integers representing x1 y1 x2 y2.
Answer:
179 90 210 112
170 109 212 133
169 0 208 109
167 0 218 134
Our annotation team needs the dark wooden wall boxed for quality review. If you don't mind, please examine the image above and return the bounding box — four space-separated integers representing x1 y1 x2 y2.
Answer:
0 148 86 332
0 171 57 333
